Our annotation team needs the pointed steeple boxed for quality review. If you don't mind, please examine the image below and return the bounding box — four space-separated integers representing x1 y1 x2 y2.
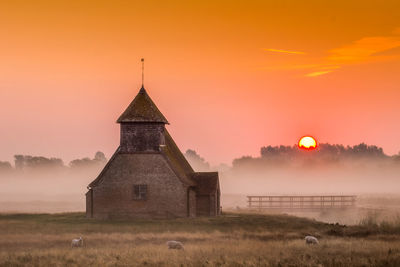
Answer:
117 87 169 124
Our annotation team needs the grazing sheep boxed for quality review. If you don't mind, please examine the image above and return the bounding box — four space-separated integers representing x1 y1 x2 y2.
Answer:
305 235 319 245
166 240 184 250
71 237 83 248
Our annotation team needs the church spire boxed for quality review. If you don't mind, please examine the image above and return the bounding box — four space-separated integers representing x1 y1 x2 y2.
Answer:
117 87 168 124
116 59 168 124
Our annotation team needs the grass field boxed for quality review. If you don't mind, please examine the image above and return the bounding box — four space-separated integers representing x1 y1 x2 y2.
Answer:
1 212 400 266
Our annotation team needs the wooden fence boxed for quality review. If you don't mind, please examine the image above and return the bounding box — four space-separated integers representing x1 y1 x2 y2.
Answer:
247 195 357 210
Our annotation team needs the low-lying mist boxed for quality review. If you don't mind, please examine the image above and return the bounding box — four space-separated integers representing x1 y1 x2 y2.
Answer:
1 143 400 225
187 144 400 224
186 143 400 196
0 153 106 213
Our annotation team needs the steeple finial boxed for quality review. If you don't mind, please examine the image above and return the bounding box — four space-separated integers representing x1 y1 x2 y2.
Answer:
141 58 144 88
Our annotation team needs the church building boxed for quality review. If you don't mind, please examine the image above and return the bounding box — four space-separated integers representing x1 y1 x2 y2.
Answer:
86 86 220 219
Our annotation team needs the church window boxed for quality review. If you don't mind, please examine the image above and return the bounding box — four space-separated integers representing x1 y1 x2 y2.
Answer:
133 184 147 200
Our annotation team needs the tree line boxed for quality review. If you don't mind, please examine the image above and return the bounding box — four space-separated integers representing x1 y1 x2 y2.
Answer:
233 143 400 169
2 143 399 174
184 143 400 172
0 152 107 173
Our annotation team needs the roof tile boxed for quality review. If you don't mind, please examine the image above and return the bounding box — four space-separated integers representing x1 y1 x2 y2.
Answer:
117 87 169 123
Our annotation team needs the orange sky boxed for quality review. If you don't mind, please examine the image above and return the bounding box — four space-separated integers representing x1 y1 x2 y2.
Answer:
0 0 400 165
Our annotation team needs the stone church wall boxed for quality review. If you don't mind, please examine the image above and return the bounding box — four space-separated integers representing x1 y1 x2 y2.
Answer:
89 153 188 219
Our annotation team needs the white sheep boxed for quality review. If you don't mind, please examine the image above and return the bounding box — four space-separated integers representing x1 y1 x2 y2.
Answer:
166 240 184 250
71 237 84 248
305 235 319 245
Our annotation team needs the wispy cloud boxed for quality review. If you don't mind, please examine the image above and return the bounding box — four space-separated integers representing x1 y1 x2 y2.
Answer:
303 35 400 77
268 64 341 71
264 48 306 55
305 70 333 77
328 36 400 63
263 29 400 78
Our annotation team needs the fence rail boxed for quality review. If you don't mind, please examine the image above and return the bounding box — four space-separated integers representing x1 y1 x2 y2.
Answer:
247 195 357 210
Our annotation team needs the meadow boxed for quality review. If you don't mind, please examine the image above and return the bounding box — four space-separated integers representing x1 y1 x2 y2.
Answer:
1 212 400 266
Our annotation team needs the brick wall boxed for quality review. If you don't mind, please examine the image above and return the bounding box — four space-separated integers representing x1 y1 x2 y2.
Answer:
120 123 165 153
188 188 196 217
196 195 210 216
85 190 92 218
90 153 188 219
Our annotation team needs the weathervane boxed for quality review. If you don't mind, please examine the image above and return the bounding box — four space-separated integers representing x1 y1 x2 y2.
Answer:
141 58 144 87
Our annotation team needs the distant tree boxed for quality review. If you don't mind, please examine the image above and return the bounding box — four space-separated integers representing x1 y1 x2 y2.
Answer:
317 144 344 163
13 155 64 170
69 157 93 169
393 152 400 163
14 155 25 170
232 156 256 169
260 145 298 161
94 151 107 162
69 152 107 169
0 161 12 172
232 142 391 170
184 149 210 171
350 143 385 158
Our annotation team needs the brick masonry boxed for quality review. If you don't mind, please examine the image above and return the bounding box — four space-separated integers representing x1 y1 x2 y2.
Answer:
86 88 220 219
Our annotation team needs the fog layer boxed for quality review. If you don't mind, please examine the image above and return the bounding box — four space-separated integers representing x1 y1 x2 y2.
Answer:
1 143 399 218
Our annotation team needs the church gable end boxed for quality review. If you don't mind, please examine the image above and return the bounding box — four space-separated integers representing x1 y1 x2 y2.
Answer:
191 172 221 216
89 153 189 219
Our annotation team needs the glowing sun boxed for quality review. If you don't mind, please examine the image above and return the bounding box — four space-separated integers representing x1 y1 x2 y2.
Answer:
298 136 317 150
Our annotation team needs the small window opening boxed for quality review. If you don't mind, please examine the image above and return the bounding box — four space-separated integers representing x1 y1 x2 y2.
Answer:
133 184 147 200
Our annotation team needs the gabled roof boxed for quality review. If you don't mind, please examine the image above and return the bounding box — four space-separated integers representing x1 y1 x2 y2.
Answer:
88 147 120 188
191 172 220 195
117 87 169 124
88 130 196 188
160 130 196 186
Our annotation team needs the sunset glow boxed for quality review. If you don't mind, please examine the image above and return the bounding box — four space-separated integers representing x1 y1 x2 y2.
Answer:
0 0 399 165
298 136 317 150
1 2 400 265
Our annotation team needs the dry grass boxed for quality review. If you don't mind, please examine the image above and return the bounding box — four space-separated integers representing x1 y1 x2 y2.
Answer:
0 212 400 266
